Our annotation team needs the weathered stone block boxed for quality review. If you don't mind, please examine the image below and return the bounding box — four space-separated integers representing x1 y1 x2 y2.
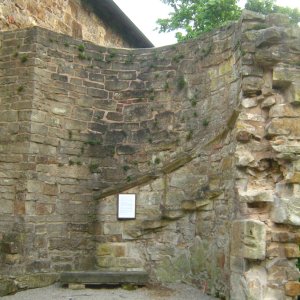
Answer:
242 76 264 95
270 103 300 118
285 281 300 297
238 190 273 203
271 196 300 226
231 220 266 260
116 145 136 155
245 266 267 300
1 241 19 254
69 283 85 290
16 273 58 289
0 278 17 297
87 88 108 99
267 118 300 137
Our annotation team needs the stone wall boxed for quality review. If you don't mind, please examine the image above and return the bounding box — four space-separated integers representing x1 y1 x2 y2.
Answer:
0 11 299 299
231 12 300 300
0 0 130 48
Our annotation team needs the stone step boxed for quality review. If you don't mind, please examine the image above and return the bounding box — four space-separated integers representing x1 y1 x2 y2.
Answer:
60 271 149 286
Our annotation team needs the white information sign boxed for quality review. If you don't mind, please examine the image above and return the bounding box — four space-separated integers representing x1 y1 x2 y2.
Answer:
118 193 136 219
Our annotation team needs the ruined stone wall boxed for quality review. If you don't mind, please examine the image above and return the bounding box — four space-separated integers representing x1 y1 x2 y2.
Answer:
0 11 299 299
0 0 130 48
231 12 300 300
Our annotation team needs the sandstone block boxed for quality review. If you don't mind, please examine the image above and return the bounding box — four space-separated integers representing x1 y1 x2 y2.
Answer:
284 244 300 258
239 190 273 203
255 27 286 48
242 76 264 95
270 103 300 118
271 196 300 226
0 278 17 297
69 283 85 290
285 281 300 297
231 220 266 260
16 273 58 289
235 149 255 167
105 80 129 91
87 88 108 99
241 97 257 108
261 96 276 108
267 118 300 137
245 266 267 300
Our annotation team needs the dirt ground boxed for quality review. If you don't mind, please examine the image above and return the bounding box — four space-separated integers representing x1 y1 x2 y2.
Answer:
2 283 218 300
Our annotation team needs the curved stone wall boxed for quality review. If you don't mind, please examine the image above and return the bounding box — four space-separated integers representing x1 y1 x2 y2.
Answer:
0 11 299 299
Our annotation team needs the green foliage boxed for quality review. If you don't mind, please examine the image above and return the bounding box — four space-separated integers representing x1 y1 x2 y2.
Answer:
157 0 241 41
202 119 209 126
177 76 186 90
172 53 184 63
78 52 87 60
190 97 197 107
84 139 102 146
154 157 161 164
157 0 300 42
123 165 130 172
17 86 24 93
245 0 300 23
78 44 85 52
89 163 100 173
186 130 193 141
20 54 28 63
125 53 134 64
69 160 75 166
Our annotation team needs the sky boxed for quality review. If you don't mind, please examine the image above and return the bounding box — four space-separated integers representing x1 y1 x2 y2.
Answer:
113 0 300 47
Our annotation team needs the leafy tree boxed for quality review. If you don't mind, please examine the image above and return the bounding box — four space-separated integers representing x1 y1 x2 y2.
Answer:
157 0 241 41
157 0 300 42
245 0 300 24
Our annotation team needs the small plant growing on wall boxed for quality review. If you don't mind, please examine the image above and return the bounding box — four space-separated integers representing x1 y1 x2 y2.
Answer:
177 76 186 91
123 165 130 172
78 44 85 52
17 86 24 93
154 157 161 164
20 54 28 63
202 119 209 127
172 53 184 63
190 97 197 107
186 130 193 141
84 138 102 146
164 82 169 91
89 163 100 173
125 53 134 64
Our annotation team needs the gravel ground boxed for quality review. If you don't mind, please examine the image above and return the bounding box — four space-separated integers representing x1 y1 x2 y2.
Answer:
2 283 217 300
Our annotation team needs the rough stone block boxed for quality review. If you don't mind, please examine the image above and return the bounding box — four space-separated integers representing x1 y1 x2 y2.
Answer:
0 278 17 297
271 197 300 226
231 220 266 260
69 283 86 289
285 281 300 297
239 190 273 203
242 76 264 95
270 103 300 118
245 266 267 300
267 118 300 137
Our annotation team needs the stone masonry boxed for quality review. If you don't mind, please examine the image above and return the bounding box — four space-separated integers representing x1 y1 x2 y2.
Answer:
0 10 299 299
0 0 131 48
